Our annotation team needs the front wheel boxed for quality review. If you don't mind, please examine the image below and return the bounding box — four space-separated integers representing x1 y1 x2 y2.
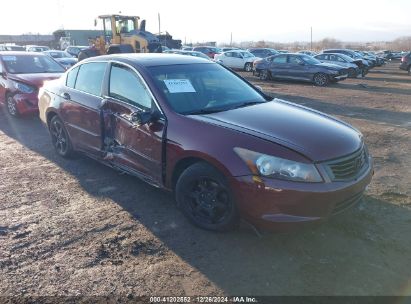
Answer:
348 68 356 78
175 162 239 231
244 62 253 72
49 116 74 158
259 69 271 81
313 73 329 86
6 95 19 117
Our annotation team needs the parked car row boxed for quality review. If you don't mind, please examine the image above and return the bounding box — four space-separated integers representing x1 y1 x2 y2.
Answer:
254 53 349 86
249 48 391 86
0 52 373 232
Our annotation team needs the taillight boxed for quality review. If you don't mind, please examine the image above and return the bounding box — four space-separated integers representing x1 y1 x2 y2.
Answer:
401 57 405 62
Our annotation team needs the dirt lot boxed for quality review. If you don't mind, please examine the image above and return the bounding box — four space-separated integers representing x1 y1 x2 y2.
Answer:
0 62 410 298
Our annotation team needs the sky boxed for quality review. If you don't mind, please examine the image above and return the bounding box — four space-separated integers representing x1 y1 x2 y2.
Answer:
1 0 410 43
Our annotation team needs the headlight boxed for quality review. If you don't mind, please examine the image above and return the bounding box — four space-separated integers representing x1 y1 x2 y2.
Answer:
234 147 323 183
12 81 35 94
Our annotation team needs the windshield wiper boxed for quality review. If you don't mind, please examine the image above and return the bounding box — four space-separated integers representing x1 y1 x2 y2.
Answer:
226 100 266 110
184 106 231 115
184 101 266 115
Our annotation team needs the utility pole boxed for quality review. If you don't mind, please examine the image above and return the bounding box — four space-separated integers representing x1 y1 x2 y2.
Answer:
310 26 313 50
158 13 161 36
230 32 233 46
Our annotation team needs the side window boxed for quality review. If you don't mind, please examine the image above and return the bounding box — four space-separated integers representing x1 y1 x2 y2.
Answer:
74 62 106 96
225 52 233 57
66 66 79 88
109 64 152 109
272 55 287 64
336 56 345 62
316 54 325 60
288 56 303 64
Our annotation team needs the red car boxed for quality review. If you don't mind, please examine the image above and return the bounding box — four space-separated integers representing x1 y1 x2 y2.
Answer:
38 54 373 232
0 52 64 117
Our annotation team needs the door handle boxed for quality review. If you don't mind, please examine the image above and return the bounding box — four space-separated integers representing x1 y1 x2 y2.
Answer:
62 92 71 100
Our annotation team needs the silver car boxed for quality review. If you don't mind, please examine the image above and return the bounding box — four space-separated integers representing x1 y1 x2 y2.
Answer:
314 53 360 78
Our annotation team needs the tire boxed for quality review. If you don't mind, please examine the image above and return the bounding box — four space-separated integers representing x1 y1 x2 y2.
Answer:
6 95 19 117
408 66 411 76
49 116 74 158
348 68 356 78
259 69 271 81
175 162 239 231
244 62 252 72
313 73 329 86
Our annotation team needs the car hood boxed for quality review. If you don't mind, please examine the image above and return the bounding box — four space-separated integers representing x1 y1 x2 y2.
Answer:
189 99 362 162
8 73 63 88
55 58 77 64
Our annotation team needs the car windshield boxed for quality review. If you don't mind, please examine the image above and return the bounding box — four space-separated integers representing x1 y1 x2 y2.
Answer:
302 55 321 65
338 53 354 62
147 63 267 115
241 52 254 58
1 55 65 74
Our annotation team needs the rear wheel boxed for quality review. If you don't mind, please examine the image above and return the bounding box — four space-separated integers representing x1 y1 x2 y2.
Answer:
244 62 252 72
259 69 271 81
6 95 19 117
175 162 239 231
49 116 74 158
313 73 329 86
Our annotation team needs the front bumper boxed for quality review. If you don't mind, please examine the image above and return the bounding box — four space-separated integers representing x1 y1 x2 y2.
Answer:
229 157 373 231
332 74 348 81
13 93 39 115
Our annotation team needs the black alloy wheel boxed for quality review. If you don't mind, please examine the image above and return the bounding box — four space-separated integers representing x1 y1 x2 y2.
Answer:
6 95 19 117
49 116 73 158
313 73 329 86
175 162 238 231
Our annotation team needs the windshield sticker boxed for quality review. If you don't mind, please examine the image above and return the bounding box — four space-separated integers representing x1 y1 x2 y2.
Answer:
164 79 196 93
2 56 17 61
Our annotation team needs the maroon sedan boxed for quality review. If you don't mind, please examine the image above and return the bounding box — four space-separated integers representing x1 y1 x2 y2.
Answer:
0 52 64 117
38 54 373 232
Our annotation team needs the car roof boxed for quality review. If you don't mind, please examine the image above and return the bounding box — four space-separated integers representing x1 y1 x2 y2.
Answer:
0 51 46 56
82 53 211 67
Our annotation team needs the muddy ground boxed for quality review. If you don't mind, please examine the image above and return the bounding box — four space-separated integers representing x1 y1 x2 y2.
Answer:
0 62 410 298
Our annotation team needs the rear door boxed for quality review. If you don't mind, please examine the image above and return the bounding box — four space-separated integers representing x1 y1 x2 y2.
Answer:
269 54 288 78
102 62 165 185
287 55 309 80
59 62 107 154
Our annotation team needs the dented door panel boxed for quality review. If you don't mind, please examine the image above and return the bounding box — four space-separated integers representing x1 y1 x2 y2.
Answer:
102 99 164 185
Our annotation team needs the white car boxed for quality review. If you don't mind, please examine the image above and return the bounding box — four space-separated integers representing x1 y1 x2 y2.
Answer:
214 50 260 72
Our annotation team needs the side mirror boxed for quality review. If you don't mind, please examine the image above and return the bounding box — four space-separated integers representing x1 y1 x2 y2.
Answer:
130 110 153 125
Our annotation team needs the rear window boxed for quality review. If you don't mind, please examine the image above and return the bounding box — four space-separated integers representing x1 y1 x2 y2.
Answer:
74 62 106 96
1 55 65 74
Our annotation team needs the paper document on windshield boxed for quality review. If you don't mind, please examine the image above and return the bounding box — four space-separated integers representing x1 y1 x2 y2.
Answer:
164 79 196 93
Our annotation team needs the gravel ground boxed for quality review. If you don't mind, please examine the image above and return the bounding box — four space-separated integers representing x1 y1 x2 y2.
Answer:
0 62 410 298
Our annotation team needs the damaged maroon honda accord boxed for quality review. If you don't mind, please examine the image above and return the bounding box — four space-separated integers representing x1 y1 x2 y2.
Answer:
38 54 373 231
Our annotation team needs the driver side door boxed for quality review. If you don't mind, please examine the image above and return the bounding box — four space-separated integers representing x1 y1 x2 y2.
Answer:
102 63 165 186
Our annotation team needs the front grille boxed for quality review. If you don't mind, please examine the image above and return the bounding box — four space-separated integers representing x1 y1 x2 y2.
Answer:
332 192 363 215
325 146 368 181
